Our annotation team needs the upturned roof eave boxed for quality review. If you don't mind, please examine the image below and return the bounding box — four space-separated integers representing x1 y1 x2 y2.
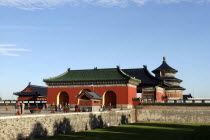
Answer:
152 64 178 73
13 92 21 96
44 79 127 83
117 66 141 84
165 87 186 90
43 66 141 84
76 90 102 100
143 65 163 84
159 77 183 82
122 66 164 85
43 70 69 82
152 58 178 73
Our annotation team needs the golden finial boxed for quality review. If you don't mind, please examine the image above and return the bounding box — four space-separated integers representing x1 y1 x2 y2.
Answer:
163 56 166 61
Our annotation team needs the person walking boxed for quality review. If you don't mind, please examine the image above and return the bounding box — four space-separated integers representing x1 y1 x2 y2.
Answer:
22 103 25 114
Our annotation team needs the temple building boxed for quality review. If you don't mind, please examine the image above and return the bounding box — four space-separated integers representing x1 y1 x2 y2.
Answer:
12 57 185 108
152 57 185 100
76 90 102 111
13 82 47 105
122 66 166 102
43 57 185 107
43 67 140 109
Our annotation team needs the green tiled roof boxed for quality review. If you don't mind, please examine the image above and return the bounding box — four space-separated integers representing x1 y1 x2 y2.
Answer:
43 67 139 82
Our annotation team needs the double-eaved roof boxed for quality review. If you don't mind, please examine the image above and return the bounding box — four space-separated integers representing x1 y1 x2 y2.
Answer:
151 57 185 91
14 83 47 97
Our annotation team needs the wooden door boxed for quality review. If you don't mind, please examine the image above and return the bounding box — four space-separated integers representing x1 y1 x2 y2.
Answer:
105 91 116 108
59 92 69 105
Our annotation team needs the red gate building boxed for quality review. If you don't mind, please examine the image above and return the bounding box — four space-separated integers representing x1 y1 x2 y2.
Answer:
43 57 185 106
43 66 140 109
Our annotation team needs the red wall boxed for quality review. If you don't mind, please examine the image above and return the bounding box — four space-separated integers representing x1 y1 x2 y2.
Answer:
156 92 164 101
17 97 47 101
132 101 140 106
128 86 137 104
18 97 34 101
79 100 102 106
47 86 137 105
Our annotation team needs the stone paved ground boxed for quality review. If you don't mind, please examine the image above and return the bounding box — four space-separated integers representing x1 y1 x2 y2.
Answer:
0 107 121 117
0 108 79 117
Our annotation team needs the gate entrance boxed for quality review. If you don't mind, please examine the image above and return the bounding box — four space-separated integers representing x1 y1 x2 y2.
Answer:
104 91 116 108
58 92 69 105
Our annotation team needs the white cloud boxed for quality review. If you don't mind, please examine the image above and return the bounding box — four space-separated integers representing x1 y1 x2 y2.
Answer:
95 0 128 7
0 44 29 56
0 44 16 47
0 0 66 10
132 0 210 5
0 0 209 10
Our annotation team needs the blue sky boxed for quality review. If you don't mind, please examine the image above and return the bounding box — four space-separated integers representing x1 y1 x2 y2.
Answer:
0 0 210 99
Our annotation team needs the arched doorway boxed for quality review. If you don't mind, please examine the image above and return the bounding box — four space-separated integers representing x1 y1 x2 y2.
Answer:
104 91 116 108
58 92 69 105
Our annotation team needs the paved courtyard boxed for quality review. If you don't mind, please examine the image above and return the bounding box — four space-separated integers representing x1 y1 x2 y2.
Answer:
0 106 121 117
0 108 78 117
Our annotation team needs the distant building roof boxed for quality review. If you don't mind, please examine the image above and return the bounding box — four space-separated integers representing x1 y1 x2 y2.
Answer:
158 77 183 83
183 94 193 100
14 92 38 96
152 57 178 73
14 83 47 97
122 65 162 86
165 85 186 90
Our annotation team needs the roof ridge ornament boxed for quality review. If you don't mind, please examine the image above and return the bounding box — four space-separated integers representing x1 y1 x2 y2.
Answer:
163 56 166 62
68 68 71 72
